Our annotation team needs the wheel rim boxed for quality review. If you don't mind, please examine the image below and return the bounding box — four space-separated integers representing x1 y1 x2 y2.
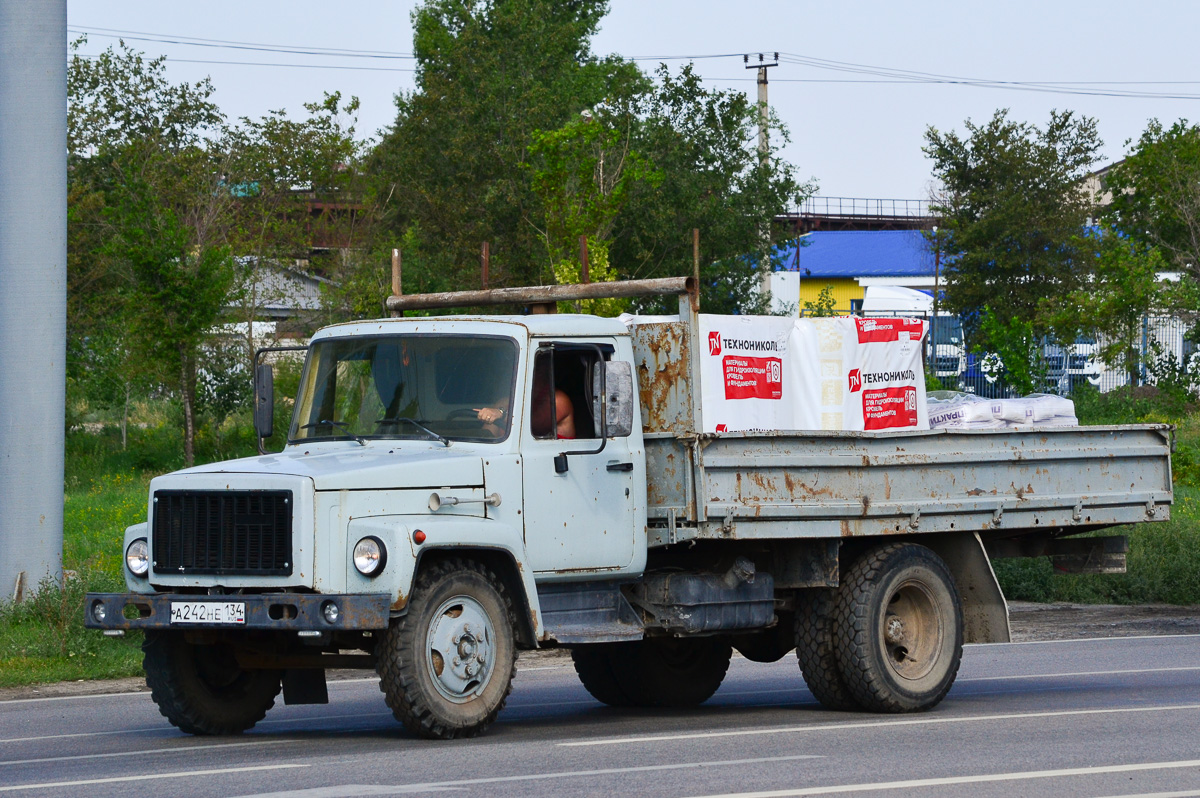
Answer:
425 594 497 703
880 579 943 682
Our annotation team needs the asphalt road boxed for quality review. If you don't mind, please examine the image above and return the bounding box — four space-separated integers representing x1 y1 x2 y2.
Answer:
1 635 1198 798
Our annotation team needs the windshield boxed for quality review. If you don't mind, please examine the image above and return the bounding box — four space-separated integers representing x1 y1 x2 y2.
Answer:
289 334 519 444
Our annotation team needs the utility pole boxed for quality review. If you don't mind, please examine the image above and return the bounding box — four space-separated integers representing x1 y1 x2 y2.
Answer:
0 2 67 598
745 52 779 302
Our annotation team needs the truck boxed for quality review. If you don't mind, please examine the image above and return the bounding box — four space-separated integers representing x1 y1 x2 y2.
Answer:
85 277 1173 739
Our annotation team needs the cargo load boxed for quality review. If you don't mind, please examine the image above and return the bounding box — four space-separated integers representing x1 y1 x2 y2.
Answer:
696 314 928 433
927 391 1078 429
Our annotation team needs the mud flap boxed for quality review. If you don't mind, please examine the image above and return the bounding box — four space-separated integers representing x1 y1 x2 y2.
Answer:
283 668 329 705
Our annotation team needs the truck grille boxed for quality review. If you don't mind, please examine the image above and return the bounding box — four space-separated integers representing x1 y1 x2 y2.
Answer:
151 490 293 576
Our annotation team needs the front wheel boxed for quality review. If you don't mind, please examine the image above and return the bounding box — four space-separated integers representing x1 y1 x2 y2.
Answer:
834 543 963 713
142 631 282 735
376 559 517 739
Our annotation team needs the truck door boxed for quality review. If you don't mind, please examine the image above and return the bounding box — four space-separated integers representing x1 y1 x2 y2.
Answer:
521 342 637 573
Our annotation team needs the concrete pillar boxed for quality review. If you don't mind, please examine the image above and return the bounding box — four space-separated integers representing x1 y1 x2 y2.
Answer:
0 1 67 595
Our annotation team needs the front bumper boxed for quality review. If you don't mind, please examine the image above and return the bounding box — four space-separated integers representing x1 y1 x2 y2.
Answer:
84 592 393 632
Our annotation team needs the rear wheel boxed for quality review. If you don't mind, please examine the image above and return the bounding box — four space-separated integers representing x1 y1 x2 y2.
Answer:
143 631 282 735
795 588 859 710
573 638 732 707
571 642 640 707
376 559 517 739
834 543 963 713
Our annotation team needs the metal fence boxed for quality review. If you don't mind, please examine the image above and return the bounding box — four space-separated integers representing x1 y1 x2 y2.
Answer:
794 197 933 220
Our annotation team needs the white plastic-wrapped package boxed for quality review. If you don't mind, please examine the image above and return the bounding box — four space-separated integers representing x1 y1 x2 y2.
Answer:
844 317 929 431
926 391 1077 429
698 314 798 433
697 314 929 433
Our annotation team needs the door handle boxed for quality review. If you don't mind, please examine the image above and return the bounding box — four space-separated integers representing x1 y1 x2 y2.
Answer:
606 461 634 472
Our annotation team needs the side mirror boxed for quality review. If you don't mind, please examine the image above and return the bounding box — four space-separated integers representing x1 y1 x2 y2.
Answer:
601 361 634 438
254 363 274 441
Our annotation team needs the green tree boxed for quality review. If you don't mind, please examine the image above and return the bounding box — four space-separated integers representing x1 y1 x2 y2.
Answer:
612 65 811 315
1106 119 1200 282
1047 229 1172 386
103 157 236 467
977 310 1043 395
69 39 236 466
803 285 837 317
371 0 641 293
924 109 1103 354
527 114 659 314
222 93 369 355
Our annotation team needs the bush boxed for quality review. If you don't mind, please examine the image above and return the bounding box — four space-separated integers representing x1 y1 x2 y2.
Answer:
0 570 143 687
995 486 1200 605
1071 382 1198 426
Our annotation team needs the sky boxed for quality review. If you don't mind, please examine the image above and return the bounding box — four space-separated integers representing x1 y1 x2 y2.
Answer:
67 1 1200 204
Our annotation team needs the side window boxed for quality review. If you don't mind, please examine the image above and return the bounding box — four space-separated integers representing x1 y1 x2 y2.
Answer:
530 345 603 441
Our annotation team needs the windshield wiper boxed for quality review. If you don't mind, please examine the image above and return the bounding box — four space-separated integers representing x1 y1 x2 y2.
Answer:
377 417 451 447
300 419 367 446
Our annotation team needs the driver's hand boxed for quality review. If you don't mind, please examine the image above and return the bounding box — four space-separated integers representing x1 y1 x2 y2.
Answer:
474 407 503 423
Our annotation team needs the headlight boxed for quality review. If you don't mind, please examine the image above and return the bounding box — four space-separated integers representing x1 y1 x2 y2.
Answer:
125 538 149 577
353 536 386 577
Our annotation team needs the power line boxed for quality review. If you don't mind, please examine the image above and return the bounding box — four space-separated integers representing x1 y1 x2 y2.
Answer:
67 26 1200 100
69 26 414 58
71 53 416 73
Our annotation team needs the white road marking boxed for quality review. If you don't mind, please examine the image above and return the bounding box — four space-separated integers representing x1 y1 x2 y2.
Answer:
559 703 1200 747
0 710 397 745
1093 791 1200 798
0 690 151 705
0 763 307 793
682 758 1200 798
0 725 172 744
232 785 459 797
970 633 1199 647
0 738 297 766
957 666 1200 682
377 755 822 793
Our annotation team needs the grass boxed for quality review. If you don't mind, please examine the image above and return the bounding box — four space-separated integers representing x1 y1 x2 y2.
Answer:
0 423 209 689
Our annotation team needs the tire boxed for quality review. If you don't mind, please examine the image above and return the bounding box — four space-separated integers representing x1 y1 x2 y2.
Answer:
376 558 517 739
571 643 640 707
642 637 732 706
834 543 963 713
795 588 860 711
732 618 796 664
142 631 282 735
582 637 731 707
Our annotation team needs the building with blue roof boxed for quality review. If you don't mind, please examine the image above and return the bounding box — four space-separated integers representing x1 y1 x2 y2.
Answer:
768 229 939 314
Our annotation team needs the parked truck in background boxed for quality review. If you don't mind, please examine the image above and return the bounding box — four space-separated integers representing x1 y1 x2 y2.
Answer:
85 278 1173 739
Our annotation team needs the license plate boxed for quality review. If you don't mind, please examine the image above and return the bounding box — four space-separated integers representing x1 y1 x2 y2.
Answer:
169 601 246 625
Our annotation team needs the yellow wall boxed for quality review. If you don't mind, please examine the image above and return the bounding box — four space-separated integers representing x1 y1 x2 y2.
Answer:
797 278 863 314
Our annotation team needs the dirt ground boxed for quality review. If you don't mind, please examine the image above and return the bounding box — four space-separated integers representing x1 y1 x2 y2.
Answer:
1005 600 1200 642
3 602 1197 702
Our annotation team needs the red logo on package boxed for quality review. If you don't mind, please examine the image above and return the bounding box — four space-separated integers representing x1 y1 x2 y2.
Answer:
722 356 782 400
708 331 722 356
715 423 728 432
862 386 919 430
848 369 862 392
855 318 925 344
